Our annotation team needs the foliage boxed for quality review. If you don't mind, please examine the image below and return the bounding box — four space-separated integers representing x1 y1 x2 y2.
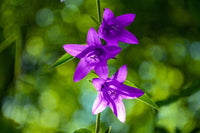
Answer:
0 0 200 133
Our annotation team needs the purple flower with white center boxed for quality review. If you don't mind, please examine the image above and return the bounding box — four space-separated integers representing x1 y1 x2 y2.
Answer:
92 65 144 123
98 8 138 46
63 27 121 82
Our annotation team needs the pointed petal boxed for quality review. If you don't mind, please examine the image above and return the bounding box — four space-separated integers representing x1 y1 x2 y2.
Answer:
103 8 114 21
92 93 107 114
94 61 108 79
98 24 105 39
116 14 135 27
63 44 88 58
119 29 138 44
105 46 121 59
74 58 94 82
92 78 105 91
120 84 144 99
87 27 101 46
111 65 127 83
109 98 126 123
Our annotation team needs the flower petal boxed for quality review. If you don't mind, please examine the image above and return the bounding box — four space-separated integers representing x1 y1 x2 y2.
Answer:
119 29 138 44
63 44 88 58
105 38 119 46
120 84 144 99
74 58 94 82
98 24 105 39
105 46 121 58
109 98 126 123
92 93 107 114
87 27 101 46
103 8 114 21
110 65 127 83
92 78 105 91
94 61 108 79
116 14 135 27
98 24 119 46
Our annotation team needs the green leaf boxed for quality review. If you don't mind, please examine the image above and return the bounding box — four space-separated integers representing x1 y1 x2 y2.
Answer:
137 93 160 111
123 80 138 88
90 16 101 25
73 128 92 133
49 53 74 69
124 80 159 111
105 126 112 133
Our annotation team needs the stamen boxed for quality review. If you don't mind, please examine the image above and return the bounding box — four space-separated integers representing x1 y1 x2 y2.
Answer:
90 55 97 61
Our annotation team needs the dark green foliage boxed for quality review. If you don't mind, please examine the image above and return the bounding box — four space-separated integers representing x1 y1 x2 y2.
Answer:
74 128 92 133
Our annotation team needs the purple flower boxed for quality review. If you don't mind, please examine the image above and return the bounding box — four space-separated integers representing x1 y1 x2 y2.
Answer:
98 8 138 46
63 27 121 82
92 65 144 123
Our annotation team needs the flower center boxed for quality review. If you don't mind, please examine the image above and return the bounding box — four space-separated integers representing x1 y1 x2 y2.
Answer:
107 89 117 100
85 48 105 65
102 19 121 37
103 24 119 36
101 82 119 101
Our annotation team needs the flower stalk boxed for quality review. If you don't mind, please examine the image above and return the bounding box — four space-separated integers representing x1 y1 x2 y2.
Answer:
95 1 101 133
95 113 101 133
96 0 101 23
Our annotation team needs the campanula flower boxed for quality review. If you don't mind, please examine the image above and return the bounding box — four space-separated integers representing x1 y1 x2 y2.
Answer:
98 8 138 46
63 27 121 82
92 65 144 123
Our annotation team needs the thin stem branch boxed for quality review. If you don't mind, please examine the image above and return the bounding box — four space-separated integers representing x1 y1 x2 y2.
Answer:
96 0 101 23
105 126 112 133
95 113 101 133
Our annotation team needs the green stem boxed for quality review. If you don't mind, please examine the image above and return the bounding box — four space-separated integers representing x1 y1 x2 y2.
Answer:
95 1 101 133
96 0 101 23
95 113 101 133
14 26 22 82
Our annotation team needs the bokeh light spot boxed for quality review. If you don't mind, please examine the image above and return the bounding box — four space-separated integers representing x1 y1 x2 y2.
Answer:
139 61 156 80
36 8 54 27
26 36 44 57
39 90 59 110
40 110 59 128
61 5 80 23
47 24 63 44
188 90 200 112
173 43 186 58
65 0 83 6
158 100 193 133
189 41 200 61
150 45 167 61
167 68 184 91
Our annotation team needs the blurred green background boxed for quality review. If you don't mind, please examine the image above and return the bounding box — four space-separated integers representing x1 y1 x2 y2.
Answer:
0 0 200 133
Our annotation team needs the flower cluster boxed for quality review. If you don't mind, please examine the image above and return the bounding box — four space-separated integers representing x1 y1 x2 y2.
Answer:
63 8 144 123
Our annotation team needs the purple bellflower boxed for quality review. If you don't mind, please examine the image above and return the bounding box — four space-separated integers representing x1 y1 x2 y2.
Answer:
63 27 121 82
98 8 138 46
92 65 144 123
